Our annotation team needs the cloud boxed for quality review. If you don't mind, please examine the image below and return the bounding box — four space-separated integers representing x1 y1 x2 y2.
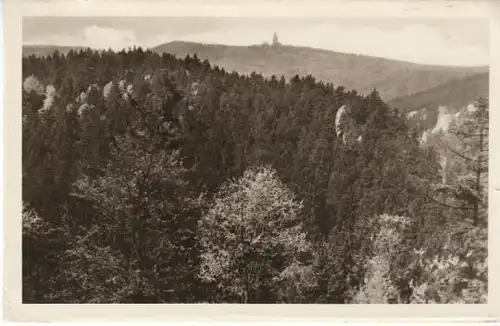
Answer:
83 25 136 50
24 25 137 51
140 21 488 66
24 33 83 47
23 18 489 66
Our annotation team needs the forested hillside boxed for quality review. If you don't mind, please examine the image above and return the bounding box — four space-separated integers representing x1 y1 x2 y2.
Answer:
23 43 488 101
22 47 488 304
389 72 489 129
22 45 89 57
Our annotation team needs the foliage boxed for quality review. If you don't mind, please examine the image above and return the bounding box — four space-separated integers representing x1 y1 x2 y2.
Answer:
198 166 316 303
22 204 70 302
410 219 487 304
350 214 414 304
147 41 485 101
21 47 488 303
350 98 489 305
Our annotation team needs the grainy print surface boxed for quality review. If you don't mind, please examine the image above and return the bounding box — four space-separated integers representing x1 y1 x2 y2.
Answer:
21 15 488 304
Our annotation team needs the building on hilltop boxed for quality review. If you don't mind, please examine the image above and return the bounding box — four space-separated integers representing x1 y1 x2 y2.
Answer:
272 32 281 46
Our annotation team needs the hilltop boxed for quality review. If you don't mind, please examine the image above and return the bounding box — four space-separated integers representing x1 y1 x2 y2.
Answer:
22 47 488 305
151 41 487 100
23 42 487 101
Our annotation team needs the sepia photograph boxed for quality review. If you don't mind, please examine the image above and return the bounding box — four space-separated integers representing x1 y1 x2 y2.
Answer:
19 14 490 305
3 0 500 322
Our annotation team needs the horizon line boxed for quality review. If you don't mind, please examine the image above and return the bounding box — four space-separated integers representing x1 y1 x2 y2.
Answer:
22 40 490 69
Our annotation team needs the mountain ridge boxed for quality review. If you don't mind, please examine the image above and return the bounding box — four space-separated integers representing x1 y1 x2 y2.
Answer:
388 72 489 112
150 41 487 100
157 40 488 70
22 44 90 57
23 42 488 102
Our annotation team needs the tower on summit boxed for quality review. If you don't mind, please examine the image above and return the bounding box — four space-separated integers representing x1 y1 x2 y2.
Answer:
272 32 280 46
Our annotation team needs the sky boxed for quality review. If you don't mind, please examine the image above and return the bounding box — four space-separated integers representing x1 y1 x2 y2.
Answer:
22 17 490 66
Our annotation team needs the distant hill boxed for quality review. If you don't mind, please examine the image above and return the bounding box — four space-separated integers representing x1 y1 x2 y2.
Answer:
22 45 90 57
151 41 488 101
22 42 488 102
388 72 489 113
389 72 488 131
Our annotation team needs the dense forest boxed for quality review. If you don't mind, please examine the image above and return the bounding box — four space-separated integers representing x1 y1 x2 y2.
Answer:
22 47 488 304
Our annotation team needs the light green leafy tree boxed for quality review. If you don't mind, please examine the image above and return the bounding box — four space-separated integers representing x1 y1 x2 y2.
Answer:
198 165 317 303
